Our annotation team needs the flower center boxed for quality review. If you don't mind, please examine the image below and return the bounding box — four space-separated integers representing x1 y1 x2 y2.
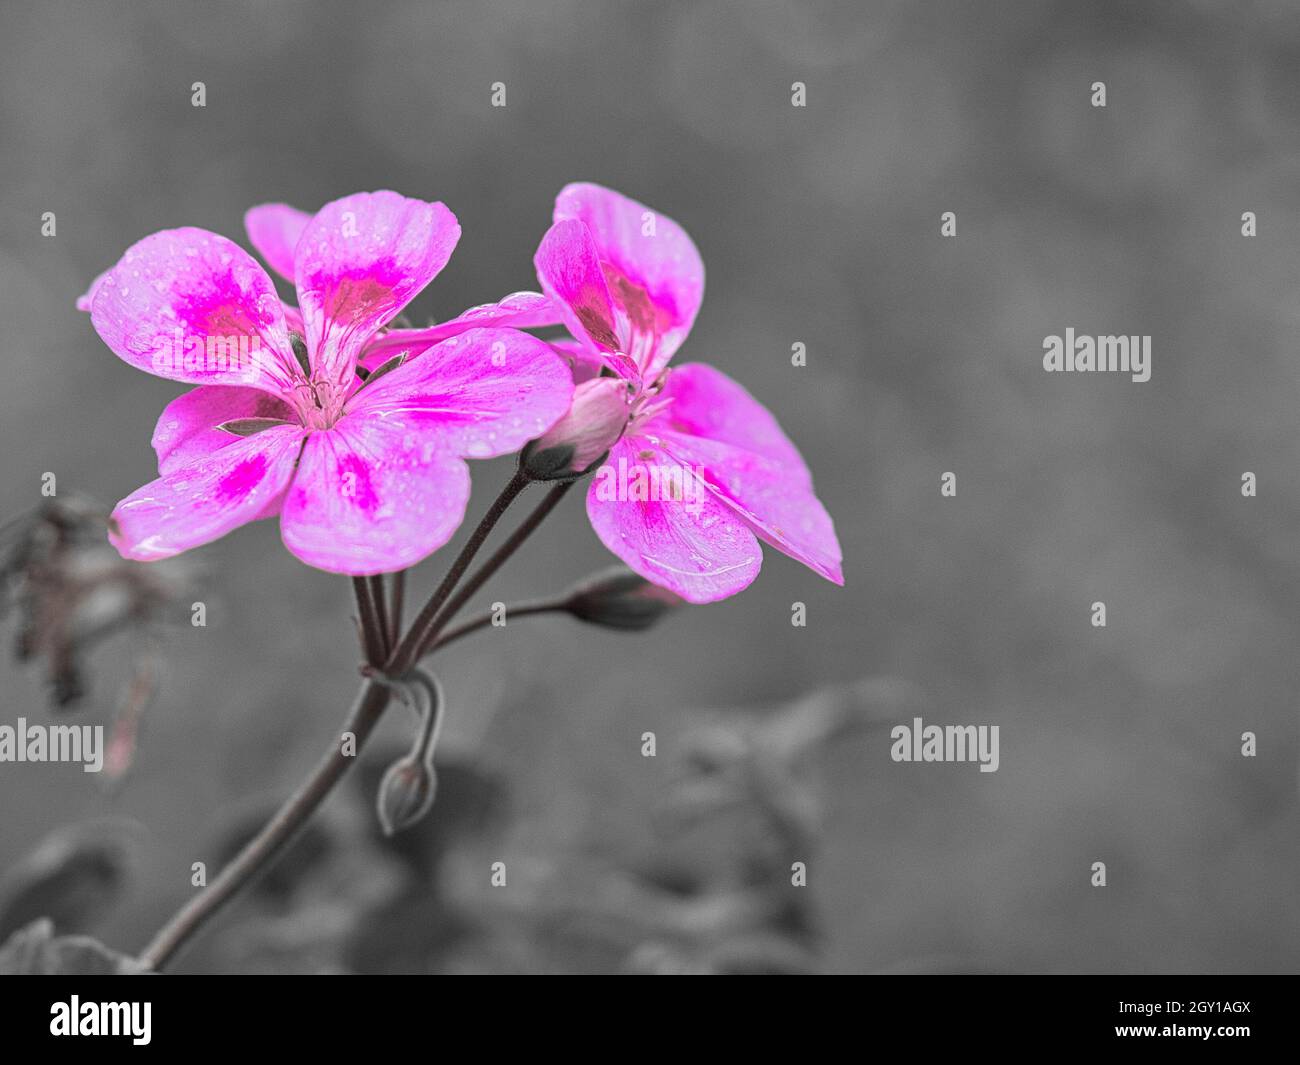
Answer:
626 369 673 437
290 378 348 431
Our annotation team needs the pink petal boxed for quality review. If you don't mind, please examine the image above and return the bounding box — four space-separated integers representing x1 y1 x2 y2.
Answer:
76 268 110 312
549 336 606 384
658 428 843 587
89 228 298 393
281 302 304 335
585 438 762 604
657 363 813 483
278 414 471 575
554 182 705 378
244 203 311 282
152 385 296 475
651 363 841 584
294 191 460 387
110 426 303 562
346 327 574 460
533 219 632 371
360 290 562 369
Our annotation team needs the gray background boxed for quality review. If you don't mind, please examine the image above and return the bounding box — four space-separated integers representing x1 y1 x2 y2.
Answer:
1 0 1298 973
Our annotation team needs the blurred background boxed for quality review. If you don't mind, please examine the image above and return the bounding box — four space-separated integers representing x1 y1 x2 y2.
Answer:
1 0 1299 974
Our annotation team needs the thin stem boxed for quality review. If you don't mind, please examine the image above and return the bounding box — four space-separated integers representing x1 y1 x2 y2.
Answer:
417 481 574 660
386 468 529 675
138 680 392 971
389 570 405 644
352 577 386 666
139 470 574 969
369 574 390 653
429 595 571 651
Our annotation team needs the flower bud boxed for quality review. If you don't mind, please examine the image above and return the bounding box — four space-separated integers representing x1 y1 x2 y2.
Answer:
564 566 685 631
376 754 437 836
522 378 631 480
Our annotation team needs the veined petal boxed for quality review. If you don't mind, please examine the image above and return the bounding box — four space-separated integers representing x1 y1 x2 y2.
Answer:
533 218 631 371
658 362 812 483
651 362 841 585
585 438 762 604
110 426 303 562
346 327 574 460
152 385 296 475
278 414 471 575
554 182 704 378
244 203 311 282
294 191 460 387
360 290 562 369
89 228 298 392
657 429 843 587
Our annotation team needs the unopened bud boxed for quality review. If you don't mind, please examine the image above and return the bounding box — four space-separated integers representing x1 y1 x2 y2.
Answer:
370 666 444 835
565 566 685 631
521 378 631 480
376 754 437 836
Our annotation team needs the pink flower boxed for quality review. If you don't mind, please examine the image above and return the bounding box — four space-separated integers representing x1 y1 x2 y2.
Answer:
86 191 574 575
529 183 844 604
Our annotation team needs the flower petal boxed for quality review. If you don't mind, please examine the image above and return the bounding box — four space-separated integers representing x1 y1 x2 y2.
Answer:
555 182 704 378
279 414 470 575
110 426 303 562
658 428 843 587
244 203 311 282
281 301 304 335
346 327 574 460
658 362 813 483
76 268 110 312
89 228 298 392
294 191 460 387
533 218 632 372
586 438 762 604
549 336 606 384
360 290 562 369
152 385 296 475
649 363 841 584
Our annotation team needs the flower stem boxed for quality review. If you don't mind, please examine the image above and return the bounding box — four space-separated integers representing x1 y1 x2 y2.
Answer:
386 468 530 675
417 481 574 660
352 576 386 666
369 574 391 653
138 680 392 971
389 570 405 643
428 595 572 651
138 471 574 968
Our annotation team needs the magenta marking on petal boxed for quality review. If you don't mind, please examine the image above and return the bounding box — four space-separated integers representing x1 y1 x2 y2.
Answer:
215 452 270 504
182 289 263 347
603 265 676 376
573 289 622 351
604 266 668 336
325 270 398 324
336 451 379 513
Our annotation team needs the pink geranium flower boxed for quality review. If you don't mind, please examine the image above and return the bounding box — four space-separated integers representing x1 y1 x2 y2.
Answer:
526 182 844 604
86 191 573 575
